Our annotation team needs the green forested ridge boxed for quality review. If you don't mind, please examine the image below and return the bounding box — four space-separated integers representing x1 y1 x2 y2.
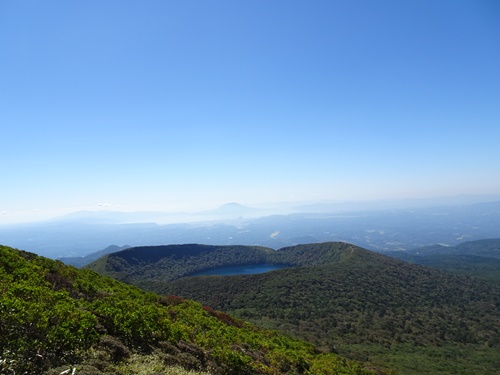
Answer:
88 242 500 374
88 244 278 285
0 244 376 375
86 242 362 285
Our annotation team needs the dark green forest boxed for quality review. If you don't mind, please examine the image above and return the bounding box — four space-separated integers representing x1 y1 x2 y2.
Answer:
0 244 375 375
88 242 500 374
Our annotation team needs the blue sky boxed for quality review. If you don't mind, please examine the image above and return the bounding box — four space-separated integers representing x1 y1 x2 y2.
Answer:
1 0 500 223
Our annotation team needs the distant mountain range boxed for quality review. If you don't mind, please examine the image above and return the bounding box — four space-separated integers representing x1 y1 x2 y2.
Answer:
53 202 266 225
86 241 500 375
296 194 500 212
199 202 265 216
2 199 500 259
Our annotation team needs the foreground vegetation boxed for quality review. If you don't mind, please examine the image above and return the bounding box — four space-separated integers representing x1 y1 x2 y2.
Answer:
89 242 500 374
0 244 376 375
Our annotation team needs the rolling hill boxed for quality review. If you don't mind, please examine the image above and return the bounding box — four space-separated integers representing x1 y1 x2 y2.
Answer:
87 242 500 374
0 244 375 375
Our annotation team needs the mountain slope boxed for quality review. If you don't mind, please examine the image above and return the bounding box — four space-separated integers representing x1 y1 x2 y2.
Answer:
165 245 500 348
385 239 500 283
88 242 500 374
0 244 375 375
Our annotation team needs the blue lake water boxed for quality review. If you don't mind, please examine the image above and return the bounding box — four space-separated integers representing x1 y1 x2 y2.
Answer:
190 264 289 277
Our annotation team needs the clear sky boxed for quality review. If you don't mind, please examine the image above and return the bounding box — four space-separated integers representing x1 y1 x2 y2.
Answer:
1 0 500 223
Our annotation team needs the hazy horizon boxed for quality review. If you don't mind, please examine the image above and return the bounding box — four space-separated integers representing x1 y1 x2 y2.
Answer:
2 1 499 225
2 193 500 226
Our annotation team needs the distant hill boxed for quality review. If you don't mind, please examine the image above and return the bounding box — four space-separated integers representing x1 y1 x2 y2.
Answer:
0 244 374 375
58 244 131 267
385 239 500 283
87 242 500 375
407 238 500 258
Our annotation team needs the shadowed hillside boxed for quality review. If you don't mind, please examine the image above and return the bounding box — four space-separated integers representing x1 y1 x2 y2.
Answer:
88 244 277 285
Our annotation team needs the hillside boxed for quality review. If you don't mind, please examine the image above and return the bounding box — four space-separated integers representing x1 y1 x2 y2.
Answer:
0 244 375 375
88 242 500 374
86 242 362 283
385 239 500 283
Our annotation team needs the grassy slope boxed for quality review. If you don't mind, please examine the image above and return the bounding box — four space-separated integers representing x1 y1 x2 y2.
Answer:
88 242 500 374
0 244 375 375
